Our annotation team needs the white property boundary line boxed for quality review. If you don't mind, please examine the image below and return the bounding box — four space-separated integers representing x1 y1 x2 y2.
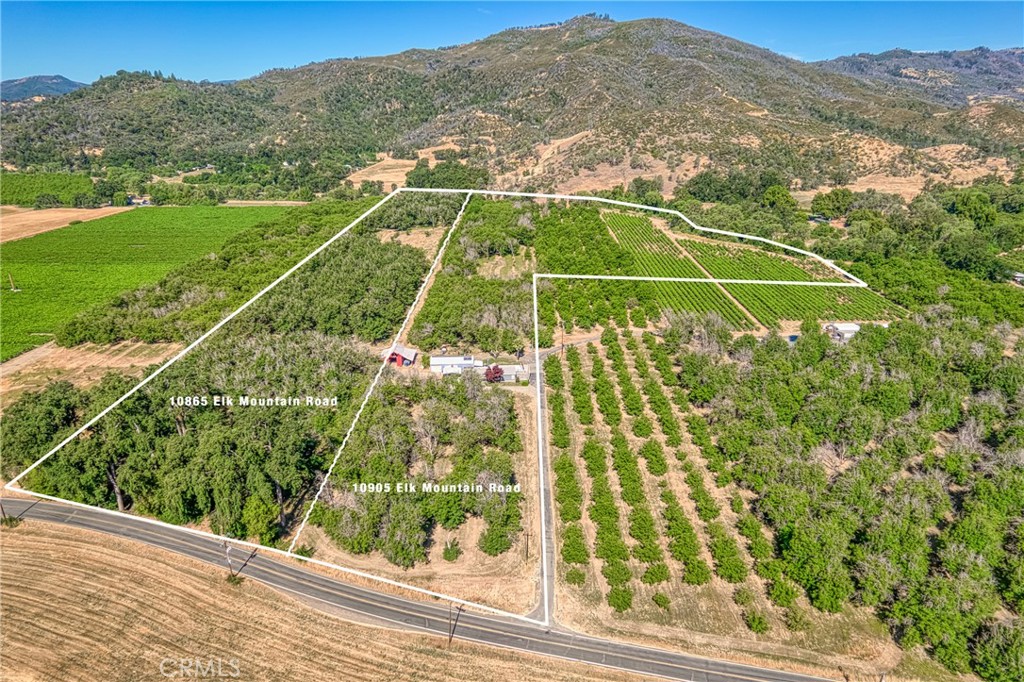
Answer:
5 190 401 489
286 192 472 553
400 187 868 287
5 186 882 630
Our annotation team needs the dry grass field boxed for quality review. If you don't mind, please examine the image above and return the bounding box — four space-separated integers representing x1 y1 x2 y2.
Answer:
0 341 182 412
0 206 134 243
346 157 419 188
0 521 642 682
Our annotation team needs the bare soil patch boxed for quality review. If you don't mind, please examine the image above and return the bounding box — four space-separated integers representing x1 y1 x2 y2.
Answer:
346 157 419 188
476 247 535 280
376 226 446 258
0 521 640 682
0 205 134 243
0 341 182 412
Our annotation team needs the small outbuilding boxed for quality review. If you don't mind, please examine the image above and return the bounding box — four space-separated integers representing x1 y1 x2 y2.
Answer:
383 343 418 367
495 364 529 382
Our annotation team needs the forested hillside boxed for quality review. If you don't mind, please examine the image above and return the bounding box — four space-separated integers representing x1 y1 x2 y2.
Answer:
816 47 1024 106
2 15 1020 197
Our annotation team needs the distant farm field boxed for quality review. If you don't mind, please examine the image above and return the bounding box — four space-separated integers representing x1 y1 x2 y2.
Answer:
0 206 287 360
1 205 135 242
0 172 94 206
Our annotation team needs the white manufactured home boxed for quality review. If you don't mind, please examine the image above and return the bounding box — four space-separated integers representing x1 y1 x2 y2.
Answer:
429 355 484 375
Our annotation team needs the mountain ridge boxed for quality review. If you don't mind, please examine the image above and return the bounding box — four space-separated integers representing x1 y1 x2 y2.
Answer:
1 75 86 101
1 15 1019 195
815 46 1024 106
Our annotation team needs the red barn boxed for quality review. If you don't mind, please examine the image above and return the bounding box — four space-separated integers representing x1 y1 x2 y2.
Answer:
382 343 418 367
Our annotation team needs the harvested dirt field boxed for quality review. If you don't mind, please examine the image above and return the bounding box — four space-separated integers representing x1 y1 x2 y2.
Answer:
347 157 419 188
0 341 182 412
0 205 134 243
0 521 642 682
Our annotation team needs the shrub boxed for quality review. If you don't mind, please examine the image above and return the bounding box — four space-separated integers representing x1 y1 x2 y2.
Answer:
601 559 632 587
768 578 799 607
737 512 774 562
553 452 583 521
755 558 785 581
566 568 586 586
643 379 682 445
639 438 668 476
291 544 314 559
684 466 720 522
683 558 713 585
443 539 462 562
641 563 671 585
707 522 748 583
971 620 1024 682
733 586 756 607
561 524 590 565
610 432 646 507
549 395 571 449
744 610 770 634
661 489 702 566
785 606 812 632
632 415 654 438
629 507 664 563
544 352 569 391
608 586 634 612
652 592 671 610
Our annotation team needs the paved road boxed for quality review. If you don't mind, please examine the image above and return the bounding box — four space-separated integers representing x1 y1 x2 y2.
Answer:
1 498 836 682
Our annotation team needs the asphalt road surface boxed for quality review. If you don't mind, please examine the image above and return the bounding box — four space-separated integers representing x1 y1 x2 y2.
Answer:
1 497 837 682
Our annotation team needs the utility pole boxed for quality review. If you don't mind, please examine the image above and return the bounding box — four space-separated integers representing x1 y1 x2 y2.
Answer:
222 540 235 577
447 603 464 649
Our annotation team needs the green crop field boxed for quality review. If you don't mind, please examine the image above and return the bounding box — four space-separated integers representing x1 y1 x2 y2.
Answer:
652 282 754 329
682 240 843 282
0 172 95 206
0 206 287 360
602 212 706 279
725 283 902 327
